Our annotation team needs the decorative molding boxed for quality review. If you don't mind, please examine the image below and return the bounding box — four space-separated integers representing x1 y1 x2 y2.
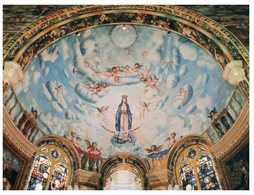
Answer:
167 134 211 170
210 102 249 161
3 106 38 160
74 169 101 188
3 5 249 78
101 152 149 177
36 135 81 170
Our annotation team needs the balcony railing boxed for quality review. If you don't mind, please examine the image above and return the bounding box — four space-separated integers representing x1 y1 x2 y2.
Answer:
202 86 247 144
3 87 46 144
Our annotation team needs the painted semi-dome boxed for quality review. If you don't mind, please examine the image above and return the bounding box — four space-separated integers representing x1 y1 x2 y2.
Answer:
13 25 235 158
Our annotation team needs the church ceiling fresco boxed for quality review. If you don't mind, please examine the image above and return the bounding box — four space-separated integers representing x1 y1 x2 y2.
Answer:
13 25 235 158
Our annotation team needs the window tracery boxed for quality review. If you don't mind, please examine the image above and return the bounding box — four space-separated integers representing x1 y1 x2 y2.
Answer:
25 144 72 190
175 144 221 190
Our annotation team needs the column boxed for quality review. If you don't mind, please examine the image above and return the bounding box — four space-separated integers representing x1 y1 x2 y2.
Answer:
146 169 174 190
74 169 102 190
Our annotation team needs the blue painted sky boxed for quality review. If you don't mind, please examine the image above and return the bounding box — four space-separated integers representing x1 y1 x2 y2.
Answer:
14 25 234 158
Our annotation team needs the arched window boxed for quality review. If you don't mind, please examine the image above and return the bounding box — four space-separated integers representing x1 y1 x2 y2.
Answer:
49 163 68 190
197 154 220 190
25 144 72 190
175 144 221 190
27 155 51 190
179 163 198 190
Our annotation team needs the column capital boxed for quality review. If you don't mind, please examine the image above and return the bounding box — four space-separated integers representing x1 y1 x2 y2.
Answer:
3 61 24 86
74 169 101 189
146 169 174 189
223 60 246 85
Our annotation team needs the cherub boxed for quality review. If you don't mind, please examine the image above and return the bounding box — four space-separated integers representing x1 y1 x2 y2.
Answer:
145 144 163 155
97 106 109 120
111 66 121 82
175 88 187 108
72 67 79 74
87 82 103 95
123 65 132 74
55 85 63 102
208 107 220 120
145 144 169 165
143 66 151 78
132 63 143 73
149 75 159 89
165 132 177 148
140 50 148 58
124 48 130 55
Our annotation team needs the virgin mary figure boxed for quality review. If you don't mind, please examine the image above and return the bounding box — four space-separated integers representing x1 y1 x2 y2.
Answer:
115 95 132 141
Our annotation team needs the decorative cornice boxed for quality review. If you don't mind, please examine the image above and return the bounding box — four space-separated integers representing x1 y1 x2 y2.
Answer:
74 169 101 188
210 102 249 161
3 106 38 159
2 5 249 79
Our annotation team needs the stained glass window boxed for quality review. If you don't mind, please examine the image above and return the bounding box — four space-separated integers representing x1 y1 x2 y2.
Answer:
179 164 198 190
175 144 221 190
197 155 220 190
25 144 72 190
27 155 50 190
49 163 68 190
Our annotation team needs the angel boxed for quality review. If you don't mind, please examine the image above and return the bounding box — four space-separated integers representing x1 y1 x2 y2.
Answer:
149 75 159 89
68 132 84 154
108 66 121 82
165 132 177 148
132 63 143 73
86 82 101 95
143 66 151 78
124 48 130 55
208 107 231 137
123 65 132 75
97 106 109 121
175 88 187 108
146 145 163 155
145 144 169 158
72 67 79 74
139 101 151 120
140 50 148 58
82 140 102 172
55 85 63 102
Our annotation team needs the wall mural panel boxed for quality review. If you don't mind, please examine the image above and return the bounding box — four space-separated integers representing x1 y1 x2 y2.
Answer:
13 25 235 159
225 145 249 190
3 147 22 190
